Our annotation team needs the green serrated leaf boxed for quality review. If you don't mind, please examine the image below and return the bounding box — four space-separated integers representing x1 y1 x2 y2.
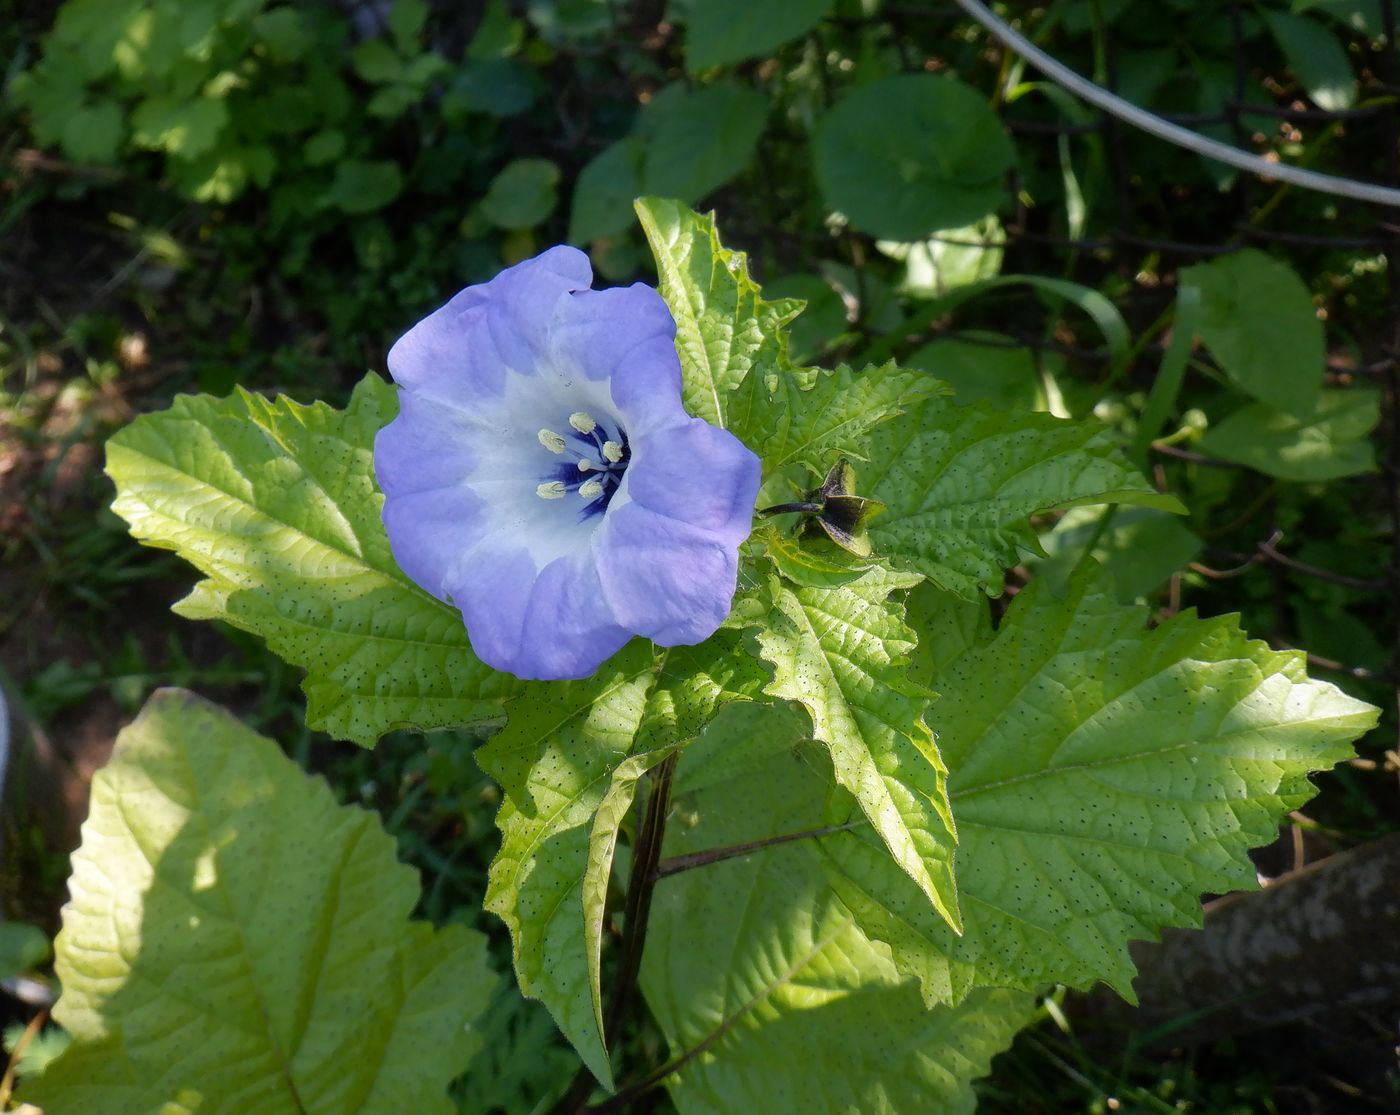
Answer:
479 636 764 1087
756 525 875 588
105 374 519 745
863 396 1184 599
477 644 660 811
738 360 948 480
1180 249 1324 419
131 95 228 158
481 646 659 1092
635 197 803 429
23 690 494 1115
831 566 1378 1004
750 567 961 932
644 703 1036 1115
582 747 678 1052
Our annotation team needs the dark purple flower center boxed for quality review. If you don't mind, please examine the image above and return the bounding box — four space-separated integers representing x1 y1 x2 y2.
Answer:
535 409 630 520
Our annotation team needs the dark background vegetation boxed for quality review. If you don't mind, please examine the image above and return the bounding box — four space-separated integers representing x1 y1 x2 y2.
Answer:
2 0 1398 1111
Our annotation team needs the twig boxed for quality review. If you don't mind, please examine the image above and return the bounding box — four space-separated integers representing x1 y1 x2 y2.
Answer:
0 1008 47 1108
1255 532 1389 591
653 821 864 881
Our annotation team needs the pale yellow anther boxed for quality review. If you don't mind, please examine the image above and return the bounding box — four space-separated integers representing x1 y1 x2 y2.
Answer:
578 478 604 500
536 481 566 500
537 428 567 454
568 411 597 435
577 458 597 472
602 440 624 463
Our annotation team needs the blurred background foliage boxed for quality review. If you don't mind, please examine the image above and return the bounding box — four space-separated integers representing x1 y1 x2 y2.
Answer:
2 0 1399 1111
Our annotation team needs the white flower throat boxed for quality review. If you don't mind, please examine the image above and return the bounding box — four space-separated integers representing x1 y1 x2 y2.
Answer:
534 409 630 517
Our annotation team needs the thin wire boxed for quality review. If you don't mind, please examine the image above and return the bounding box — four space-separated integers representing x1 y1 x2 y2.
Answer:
952 0 1400 208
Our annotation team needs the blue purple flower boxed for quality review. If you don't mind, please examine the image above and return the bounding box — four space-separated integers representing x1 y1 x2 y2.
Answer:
374 247 761 680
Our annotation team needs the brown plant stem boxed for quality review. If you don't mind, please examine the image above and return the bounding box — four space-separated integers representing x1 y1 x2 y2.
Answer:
652 821 864 881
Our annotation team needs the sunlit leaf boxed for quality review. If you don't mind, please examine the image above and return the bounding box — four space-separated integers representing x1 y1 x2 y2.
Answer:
24 690 494 1115
644 703 1036 1115
635 197 804 429
106 375 519 745
829 568 1377 1003
751 567 961 932
863 396 1183 599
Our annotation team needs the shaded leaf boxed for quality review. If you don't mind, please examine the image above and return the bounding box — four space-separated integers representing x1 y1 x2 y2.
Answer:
906 334 1045 412
814 74 1014 240
569 138 644 243
1034 505 1203 602
1199 388 1379 481
644 703 1036 1115
324 159 404 213
1263 10 1356 110
60 101 125 163
0 923 49 980
481 157 561 230
1180 249 1324 419
637 83 767 204
684 0 834 69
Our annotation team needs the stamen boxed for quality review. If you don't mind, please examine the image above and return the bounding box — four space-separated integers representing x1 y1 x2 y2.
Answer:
577 458 597 472
569 411 597 435
537 428 567 454
536 481 566 500
578 478 604 500
602 440 624 463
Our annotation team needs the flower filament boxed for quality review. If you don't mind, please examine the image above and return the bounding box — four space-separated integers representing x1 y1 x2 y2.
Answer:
535 409 630 517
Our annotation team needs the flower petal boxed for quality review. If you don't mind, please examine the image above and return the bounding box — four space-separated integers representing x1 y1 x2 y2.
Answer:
625 418 760 544
550 284 678 383
594 500 743 646
388 246 592 404
450 545 631 679
374 392 487 598
376 247 762 682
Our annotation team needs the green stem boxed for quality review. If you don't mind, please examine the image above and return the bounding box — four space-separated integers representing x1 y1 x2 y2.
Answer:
546 753 679 1115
